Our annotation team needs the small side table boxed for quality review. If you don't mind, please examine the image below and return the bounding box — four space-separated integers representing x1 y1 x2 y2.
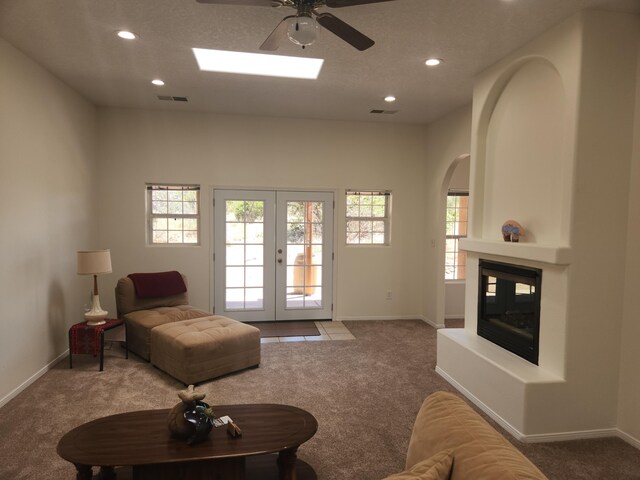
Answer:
68 319 127 371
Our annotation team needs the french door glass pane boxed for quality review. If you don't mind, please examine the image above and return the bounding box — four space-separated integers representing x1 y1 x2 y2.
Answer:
285 201 323 310
226 223 244 243
226 267 244 288
224 199 265 311
226 245 244 265
245 245 263 266
246 223 263 243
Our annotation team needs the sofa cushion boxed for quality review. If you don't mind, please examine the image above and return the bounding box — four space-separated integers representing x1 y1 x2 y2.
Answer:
384 450 453 480
150 316 261 384
128 271 187 299
124 306 211 360
406 392 547 480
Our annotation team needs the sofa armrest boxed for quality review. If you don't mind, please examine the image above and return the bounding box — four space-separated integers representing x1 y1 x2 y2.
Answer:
406 392 548 480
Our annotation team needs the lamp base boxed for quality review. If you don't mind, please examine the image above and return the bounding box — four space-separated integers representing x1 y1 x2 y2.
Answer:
84 294 108 325
85 317 107 326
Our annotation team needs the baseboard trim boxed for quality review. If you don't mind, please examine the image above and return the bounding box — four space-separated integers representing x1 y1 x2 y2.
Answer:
444 314 465 320
616 429 640 449
435 365 527 440
436 365 640 447
422 317 446 329
522 428 619 443
0 349 68 409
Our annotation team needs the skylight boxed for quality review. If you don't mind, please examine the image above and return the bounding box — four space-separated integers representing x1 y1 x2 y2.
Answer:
192 48 324 80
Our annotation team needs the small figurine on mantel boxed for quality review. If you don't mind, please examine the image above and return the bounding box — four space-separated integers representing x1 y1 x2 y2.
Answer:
502 220 526 242
167 385 217 445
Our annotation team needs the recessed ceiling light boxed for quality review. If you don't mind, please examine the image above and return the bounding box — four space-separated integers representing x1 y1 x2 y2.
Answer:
384 96 396 103
425 58 443 67
116 30 137 40
192 48 324 80
151 79 165 86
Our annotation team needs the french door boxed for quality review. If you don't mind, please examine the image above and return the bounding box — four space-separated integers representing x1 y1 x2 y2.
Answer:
213 189 334 322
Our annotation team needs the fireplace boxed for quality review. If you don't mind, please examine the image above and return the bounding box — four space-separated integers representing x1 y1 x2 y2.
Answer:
477 260 542 364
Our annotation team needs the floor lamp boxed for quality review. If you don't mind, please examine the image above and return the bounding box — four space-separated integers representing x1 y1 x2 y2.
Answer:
77 249 112 325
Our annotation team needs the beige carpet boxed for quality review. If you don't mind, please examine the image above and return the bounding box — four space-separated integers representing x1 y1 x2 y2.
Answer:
1 320 639 479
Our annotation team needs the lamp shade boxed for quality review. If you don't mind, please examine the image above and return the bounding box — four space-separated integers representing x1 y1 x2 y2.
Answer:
77 249 112 275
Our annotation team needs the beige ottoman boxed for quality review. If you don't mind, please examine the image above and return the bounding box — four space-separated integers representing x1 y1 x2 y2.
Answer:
150 316 261 385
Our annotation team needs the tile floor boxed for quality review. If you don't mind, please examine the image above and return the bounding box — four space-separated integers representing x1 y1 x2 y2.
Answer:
259 321 356 343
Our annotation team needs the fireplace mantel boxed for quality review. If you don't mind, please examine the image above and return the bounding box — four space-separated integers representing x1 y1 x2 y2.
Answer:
460 238 572 265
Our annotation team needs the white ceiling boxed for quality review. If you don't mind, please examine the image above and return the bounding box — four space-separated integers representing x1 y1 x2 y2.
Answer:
1 0 639 125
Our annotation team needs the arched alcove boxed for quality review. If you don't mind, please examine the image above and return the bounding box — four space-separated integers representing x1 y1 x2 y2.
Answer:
473 57 570 245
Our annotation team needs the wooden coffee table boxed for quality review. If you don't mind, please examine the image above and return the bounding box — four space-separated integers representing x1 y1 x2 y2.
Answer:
57 404 318 480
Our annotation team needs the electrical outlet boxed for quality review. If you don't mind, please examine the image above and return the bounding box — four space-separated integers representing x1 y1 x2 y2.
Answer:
386 290 392 300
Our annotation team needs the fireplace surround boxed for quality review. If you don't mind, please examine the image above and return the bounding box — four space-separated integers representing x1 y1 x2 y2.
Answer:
477 260 542 364
436 248 566 437
435 11 637 441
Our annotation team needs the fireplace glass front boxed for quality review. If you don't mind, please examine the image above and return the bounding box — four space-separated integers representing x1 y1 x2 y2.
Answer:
477 260 542 364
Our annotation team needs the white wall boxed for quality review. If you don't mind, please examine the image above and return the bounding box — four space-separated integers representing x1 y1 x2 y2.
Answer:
617 37 640 445
444 282 465 319
0 38 98 406
96 109 429 322
561 11 638 434
448 157 470 192
423 106 472 327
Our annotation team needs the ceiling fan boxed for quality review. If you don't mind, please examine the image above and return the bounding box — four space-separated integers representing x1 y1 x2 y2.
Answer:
195 0 394 51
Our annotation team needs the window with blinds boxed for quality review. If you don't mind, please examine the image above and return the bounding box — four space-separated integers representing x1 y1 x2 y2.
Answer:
345 190 391 245
445 191 468 279
146 184 200 245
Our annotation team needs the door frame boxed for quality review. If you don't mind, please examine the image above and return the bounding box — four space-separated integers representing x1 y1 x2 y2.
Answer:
209 186 337 321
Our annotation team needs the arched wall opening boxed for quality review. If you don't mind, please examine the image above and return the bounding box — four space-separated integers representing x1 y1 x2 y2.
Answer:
436 153 470 327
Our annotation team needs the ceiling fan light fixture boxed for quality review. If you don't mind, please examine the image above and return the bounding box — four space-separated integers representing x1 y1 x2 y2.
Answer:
287 14 319 47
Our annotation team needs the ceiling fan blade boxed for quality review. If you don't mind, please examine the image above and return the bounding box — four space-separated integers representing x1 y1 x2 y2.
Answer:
196 0 275 6
260 15 295 51
325 0 394 7
316 12 374 51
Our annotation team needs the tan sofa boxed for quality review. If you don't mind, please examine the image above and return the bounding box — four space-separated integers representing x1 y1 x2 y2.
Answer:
115 274 212 361
385 391 548 480
116 273 261 384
